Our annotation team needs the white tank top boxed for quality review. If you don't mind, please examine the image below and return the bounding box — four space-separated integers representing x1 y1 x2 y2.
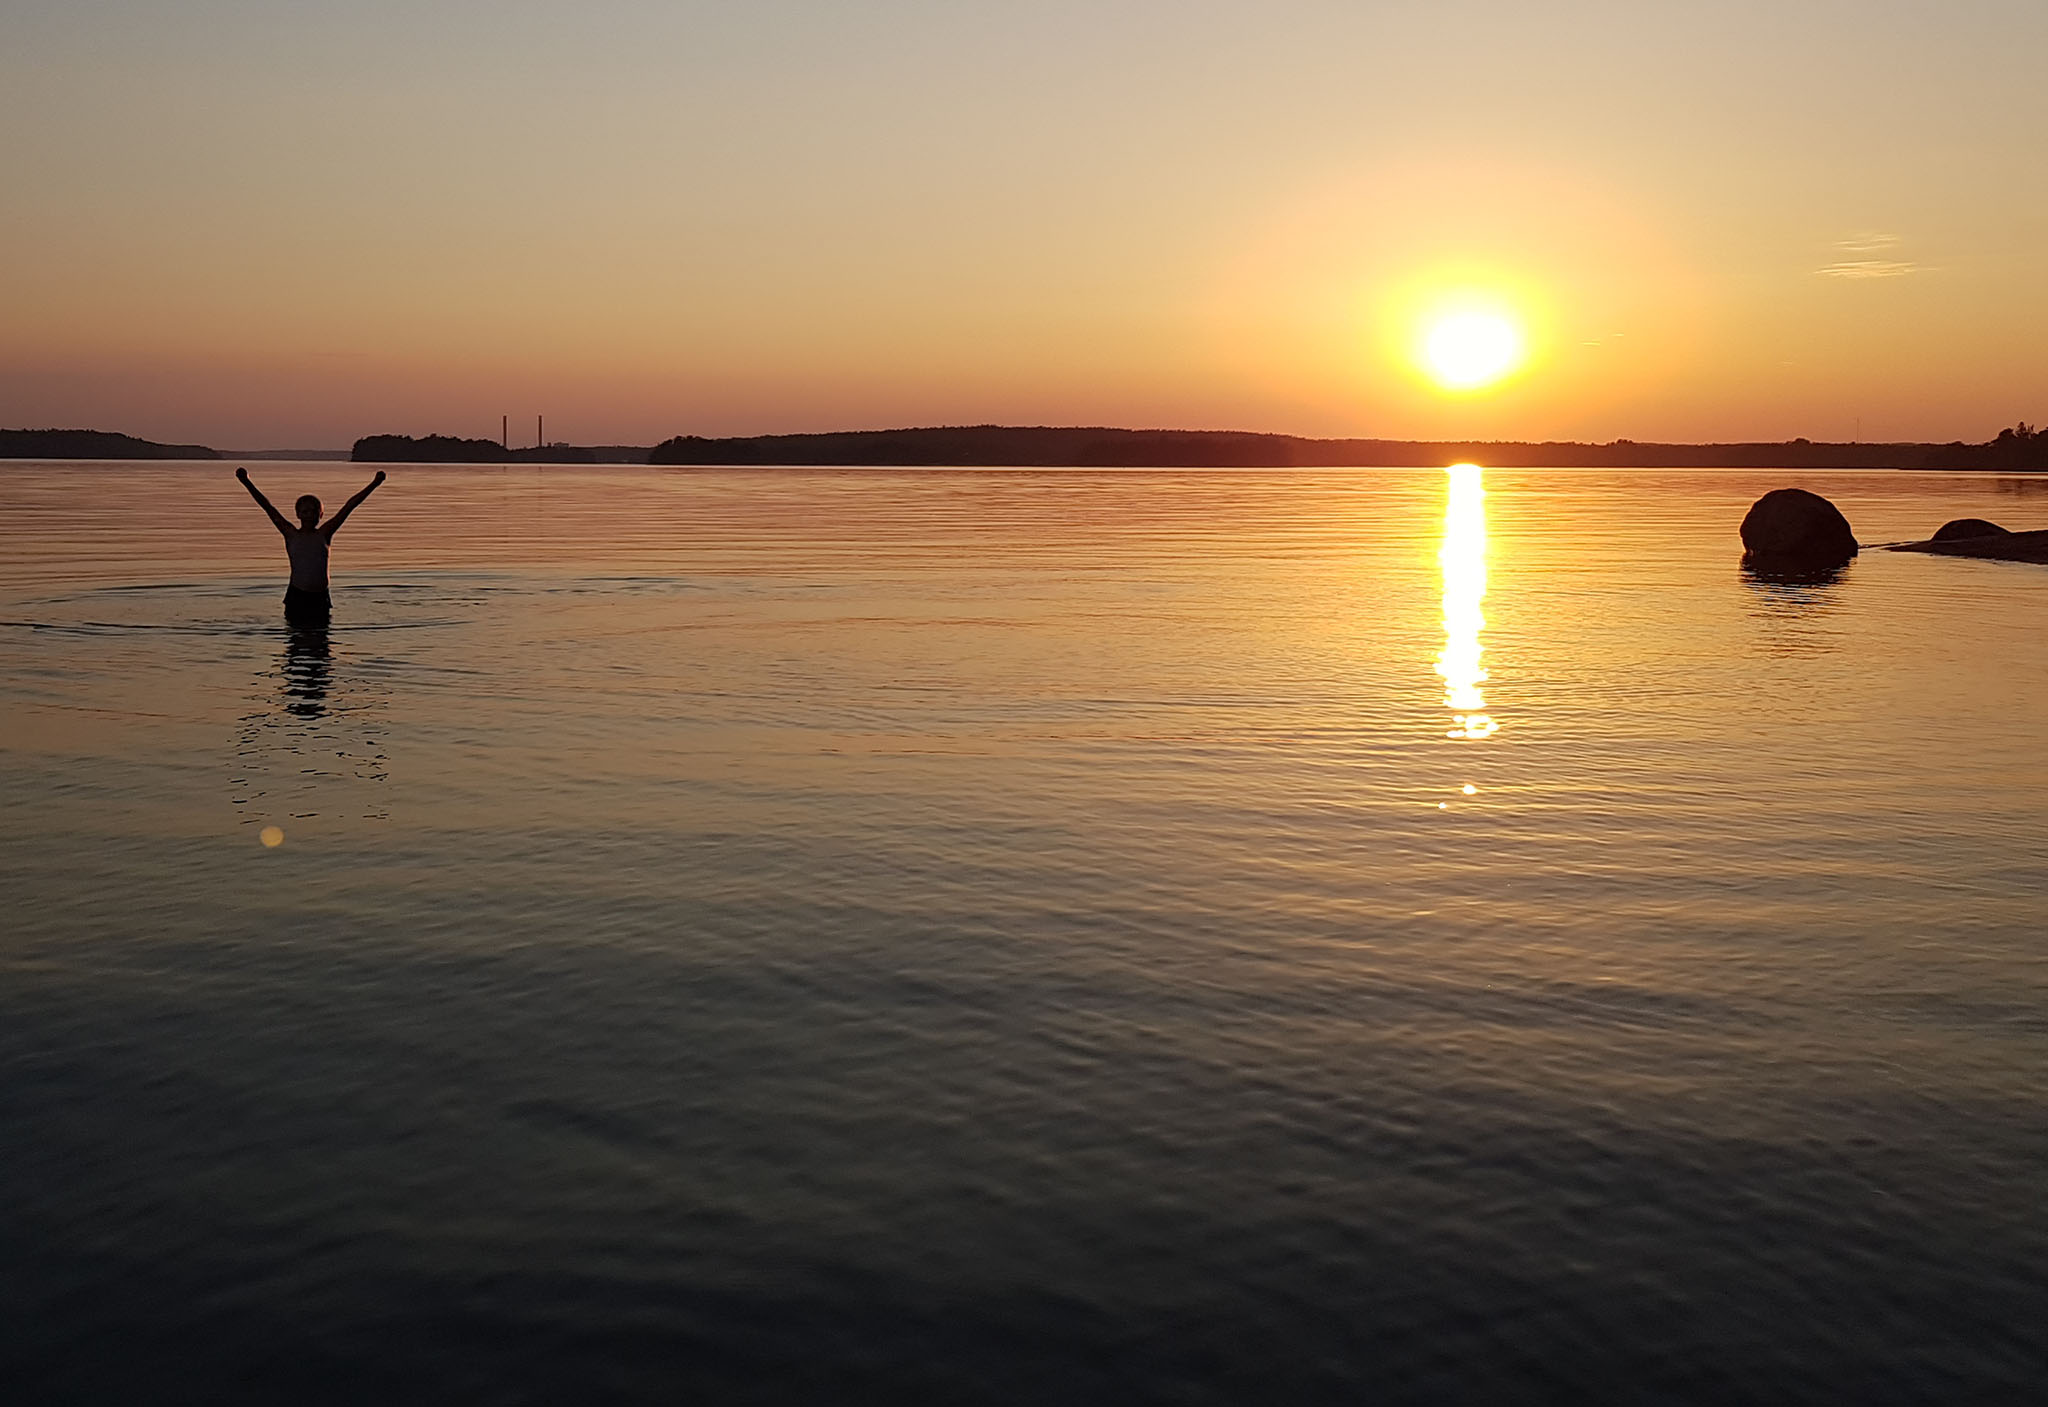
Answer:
284 527 330 591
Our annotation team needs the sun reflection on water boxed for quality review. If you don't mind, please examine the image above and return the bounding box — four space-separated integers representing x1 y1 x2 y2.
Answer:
1435 463 1499 741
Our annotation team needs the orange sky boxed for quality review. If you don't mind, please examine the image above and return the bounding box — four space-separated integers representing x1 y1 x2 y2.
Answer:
3 1 2044 447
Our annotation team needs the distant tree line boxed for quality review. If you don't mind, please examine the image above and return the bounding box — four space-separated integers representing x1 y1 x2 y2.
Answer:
650 426 1321 467
0 428 218 459
19 422 2028 471
645 424 2048 470
1922 424 2048 471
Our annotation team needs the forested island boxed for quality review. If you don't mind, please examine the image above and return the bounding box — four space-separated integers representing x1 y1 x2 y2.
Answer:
352 434 597 464
0 428 219 460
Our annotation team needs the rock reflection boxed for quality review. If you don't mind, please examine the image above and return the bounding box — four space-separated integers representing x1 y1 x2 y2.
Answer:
1741 560 1850 589
1742 567 1843 656
1435 463 1499 740
229 622 389 827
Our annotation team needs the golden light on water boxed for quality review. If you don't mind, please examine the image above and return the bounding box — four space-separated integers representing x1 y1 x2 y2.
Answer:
1436 463 1499 741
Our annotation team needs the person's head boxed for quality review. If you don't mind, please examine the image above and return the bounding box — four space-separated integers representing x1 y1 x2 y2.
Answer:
295 494 321 528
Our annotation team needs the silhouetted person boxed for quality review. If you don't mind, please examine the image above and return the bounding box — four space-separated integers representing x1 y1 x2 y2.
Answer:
236 467 385 624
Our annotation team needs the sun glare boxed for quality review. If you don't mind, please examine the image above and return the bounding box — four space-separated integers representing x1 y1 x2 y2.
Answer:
1420 309 1525 392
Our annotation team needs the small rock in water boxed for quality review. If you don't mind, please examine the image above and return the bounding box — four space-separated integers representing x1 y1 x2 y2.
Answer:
1930 518 2009 542
1740 488 1858 572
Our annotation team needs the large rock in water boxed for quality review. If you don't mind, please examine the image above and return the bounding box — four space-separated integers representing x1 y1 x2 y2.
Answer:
1930 517 2008 542
1740 488 1858 571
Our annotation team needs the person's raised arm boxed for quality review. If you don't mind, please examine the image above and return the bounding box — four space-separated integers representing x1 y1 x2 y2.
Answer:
320 469 387 540
236 467 292 534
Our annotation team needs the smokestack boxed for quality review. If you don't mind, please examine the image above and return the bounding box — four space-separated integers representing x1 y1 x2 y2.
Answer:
502 415 508 452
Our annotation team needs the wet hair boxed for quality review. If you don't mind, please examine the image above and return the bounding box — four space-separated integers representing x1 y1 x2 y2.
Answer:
295 495 321 524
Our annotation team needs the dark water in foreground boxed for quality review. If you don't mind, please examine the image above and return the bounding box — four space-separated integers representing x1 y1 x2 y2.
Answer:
4 462 2047 1402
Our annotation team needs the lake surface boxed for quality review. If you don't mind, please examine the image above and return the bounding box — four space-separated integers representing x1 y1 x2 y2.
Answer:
4 461 2046 1402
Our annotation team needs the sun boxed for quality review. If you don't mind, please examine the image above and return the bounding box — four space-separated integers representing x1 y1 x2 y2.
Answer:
1418 307 1526 392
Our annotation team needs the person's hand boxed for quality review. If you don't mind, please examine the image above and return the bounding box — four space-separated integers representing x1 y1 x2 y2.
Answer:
373 470 387 484
236 467 249 482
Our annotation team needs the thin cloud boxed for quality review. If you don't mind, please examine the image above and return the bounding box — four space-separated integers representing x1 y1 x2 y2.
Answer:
1817 259 1919 279
1834 231 1901 254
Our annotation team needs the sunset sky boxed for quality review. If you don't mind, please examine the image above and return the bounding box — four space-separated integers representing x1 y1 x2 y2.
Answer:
3 0 2044 448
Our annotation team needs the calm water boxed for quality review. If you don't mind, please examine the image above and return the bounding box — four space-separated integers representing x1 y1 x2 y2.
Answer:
4 462 2046 1402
